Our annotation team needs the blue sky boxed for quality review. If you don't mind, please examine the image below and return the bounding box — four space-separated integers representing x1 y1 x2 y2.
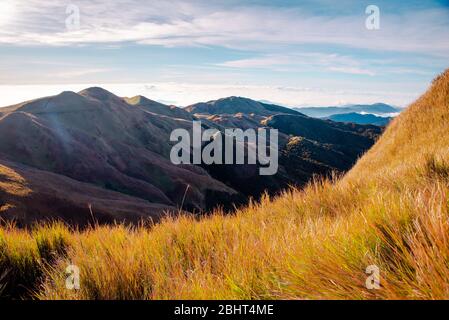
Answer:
0 0 448 107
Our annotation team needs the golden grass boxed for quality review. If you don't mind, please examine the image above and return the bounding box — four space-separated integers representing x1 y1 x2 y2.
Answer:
0 164 32 197
0 70 448 300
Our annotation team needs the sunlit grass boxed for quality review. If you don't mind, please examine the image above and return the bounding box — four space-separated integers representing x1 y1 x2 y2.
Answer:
0 70 448 300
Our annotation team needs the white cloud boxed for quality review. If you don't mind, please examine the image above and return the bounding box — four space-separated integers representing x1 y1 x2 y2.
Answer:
217 53 377 76
50 68 115 79
327 66 376 76
0 0 448 57
0 1 445 108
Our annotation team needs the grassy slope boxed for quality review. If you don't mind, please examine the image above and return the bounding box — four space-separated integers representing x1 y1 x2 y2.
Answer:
1 70 448 300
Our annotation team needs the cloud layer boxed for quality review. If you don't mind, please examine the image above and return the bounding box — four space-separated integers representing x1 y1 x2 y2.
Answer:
0 0 447 107
1 0 448 56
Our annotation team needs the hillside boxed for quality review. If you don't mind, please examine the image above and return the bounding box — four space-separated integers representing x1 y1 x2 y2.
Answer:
0 92 381 225
0 88 239 225
328 112 392 126
124 95 193 120
185 96 302 116
0 70 447 299
347 71 449 181
0 159 173 225
186 97 381 198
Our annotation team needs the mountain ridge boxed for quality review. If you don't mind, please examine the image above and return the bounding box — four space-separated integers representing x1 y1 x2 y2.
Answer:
328 112 392 126
185 96 304 116
0 88 241 225
294 102 400 118
0 89 381 225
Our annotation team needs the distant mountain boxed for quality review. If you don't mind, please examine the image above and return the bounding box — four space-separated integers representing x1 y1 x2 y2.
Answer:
186 97 382 199
185 96 302 116
0 91 382 226
328 113 392 126
0 88 240 225
294 103 400 118
263 114 381 166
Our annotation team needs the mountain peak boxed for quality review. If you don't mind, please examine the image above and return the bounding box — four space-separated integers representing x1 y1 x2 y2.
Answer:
218 96 245 101
214 96 256 105
51 90 88 105
1 91 90 114
186 96 300 116
57 91 80 98
78 87 117 101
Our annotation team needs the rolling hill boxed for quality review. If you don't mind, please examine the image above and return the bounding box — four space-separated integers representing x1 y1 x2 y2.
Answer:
186 96 302 116
185 96 382 198
0 69 448 300
0 88 239 225
0 92 381 225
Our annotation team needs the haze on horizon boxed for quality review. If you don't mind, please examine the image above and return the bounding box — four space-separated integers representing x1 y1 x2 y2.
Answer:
0 0 448 107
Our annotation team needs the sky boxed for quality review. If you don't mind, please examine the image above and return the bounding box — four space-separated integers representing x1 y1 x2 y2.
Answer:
0 0 448 107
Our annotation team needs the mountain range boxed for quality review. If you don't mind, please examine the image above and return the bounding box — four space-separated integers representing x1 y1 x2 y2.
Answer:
0 90 382 226
1 70 448 300
327 112 392 126
294 103 401 119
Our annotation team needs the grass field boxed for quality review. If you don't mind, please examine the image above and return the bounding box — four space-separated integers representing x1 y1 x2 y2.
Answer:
1 70 448 300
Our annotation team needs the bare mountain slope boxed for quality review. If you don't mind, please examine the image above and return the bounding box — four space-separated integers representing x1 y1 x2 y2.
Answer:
186 97 382 198
0 88 238 224
0 89 383 225
185 96 302 116
0 158 174 226
125 95 194 120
